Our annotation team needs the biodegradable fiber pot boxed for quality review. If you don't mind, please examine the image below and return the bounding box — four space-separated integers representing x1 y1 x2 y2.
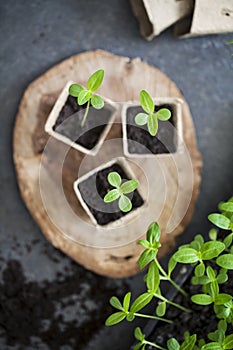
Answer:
122 98 183 157
45 81 118 155
73 157 146 229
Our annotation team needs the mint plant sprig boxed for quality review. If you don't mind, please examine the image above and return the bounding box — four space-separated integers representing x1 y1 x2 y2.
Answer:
69 69 104 126
135 90 171 136
103 171 139 213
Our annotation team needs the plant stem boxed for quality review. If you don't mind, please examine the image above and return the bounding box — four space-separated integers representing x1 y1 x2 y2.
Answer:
154 257 187 297
134 312 173 324
154 293 191 313
144 340 167 350
81 99 90 126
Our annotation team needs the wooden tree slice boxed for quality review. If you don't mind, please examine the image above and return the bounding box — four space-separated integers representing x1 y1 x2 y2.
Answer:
13 50 202 278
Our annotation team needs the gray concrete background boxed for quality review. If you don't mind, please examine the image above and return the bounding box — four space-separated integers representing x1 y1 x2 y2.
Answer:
0 1 232 349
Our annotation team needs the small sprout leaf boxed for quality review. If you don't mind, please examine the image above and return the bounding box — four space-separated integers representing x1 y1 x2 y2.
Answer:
69 83 84 97
156 301 166 317
123 292 131 312
223 233 233 249
223 334 233 349
146 260 160 292
78 89 92 105
134 327 144 341
126 312 135 322
216 254 233 270
119 195 132 212
87 69 104 91
138 240 150 249
146 222 161 243
219 202 233 212
130 292 153 313
168 257 177 277
208 213 231 230
148 114 158 136
140 90 154 114
135 113 148 126
191 294 213 305
195 263 205 277
120 180 139 194
110 296 123 310
200 241 225 260
201 343 222 350
167 338 180 350
104 189 120 203
156 108 171 121
214 293 232 305
105 312 126 326
108 172 121 188
173 248 199 264
180 334 197 350
209 229 218 241
138 249 157 269
91 94 104 109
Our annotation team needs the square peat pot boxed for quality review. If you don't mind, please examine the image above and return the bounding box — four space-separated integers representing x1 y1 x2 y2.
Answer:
45 81 118 156
122 98 183 158
73 157 146 229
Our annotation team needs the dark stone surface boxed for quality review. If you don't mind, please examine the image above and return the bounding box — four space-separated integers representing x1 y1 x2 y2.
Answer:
0 0 232 349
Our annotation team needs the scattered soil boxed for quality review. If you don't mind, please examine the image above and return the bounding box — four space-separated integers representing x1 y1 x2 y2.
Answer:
126 104 177 155
53 95 113 150
0 259 129 350
77 163 144 226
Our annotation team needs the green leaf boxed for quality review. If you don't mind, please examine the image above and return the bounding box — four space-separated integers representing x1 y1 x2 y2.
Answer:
134 327 144 341
180 334 197 350
87 69 104 91
201 343 222 350
195 262 205 277
223 233 233 249
146 222 161 244
210 280 219 299
206 266 216 280
173 248 199 264
104 189 120 203
126 312 135 321
138 249 157 269
91 94 104 109
167 338 180 350
148 114 158 136
110 296 123 310
134 343 142 350
69 83 84 97
223 334 233 349
219 202 233 213
209 229 218 241
140 90 154 114
78 89 92 105
120 180 138 194
227 39 233 45
123 292 131 312
208 214 231 230
105 311 126 326
146 260 160 292
191 294 213 305
168 257 177 277
217 272 228 284
200 241 225 260
118 195 132 212
218 320 227 333
216 254 233 270
138 240 150 249
156 108 171 121
135 113 148 126
107 172 121 188
214 293 232 305
156 301 166 317
130 292 153 313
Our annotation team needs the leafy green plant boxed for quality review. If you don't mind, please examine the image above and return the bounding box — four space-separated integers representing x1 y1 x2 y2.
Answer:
135 90 171 136
103 171 139 212
105 198 233 349
69 69 104 126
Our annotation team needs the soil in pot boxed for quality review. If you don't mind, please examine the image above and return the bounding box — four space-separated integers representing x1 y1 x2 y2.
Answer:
77 163 144 226
147 269 233 347
126 104 177 155
53 95 113 150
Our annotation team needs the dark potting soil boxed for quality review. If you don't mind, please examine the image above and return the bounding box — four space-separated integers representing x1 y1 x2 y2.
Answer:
53 95 113 150
77 163 144 226
0 259 129 350
126 104 177 155
147 269 233 348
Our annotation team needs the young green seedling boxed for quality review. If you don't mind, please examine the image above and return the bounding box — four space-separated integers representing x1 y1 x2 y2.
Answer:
103 171 139 213
135 90 171 136
69 69 104 126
